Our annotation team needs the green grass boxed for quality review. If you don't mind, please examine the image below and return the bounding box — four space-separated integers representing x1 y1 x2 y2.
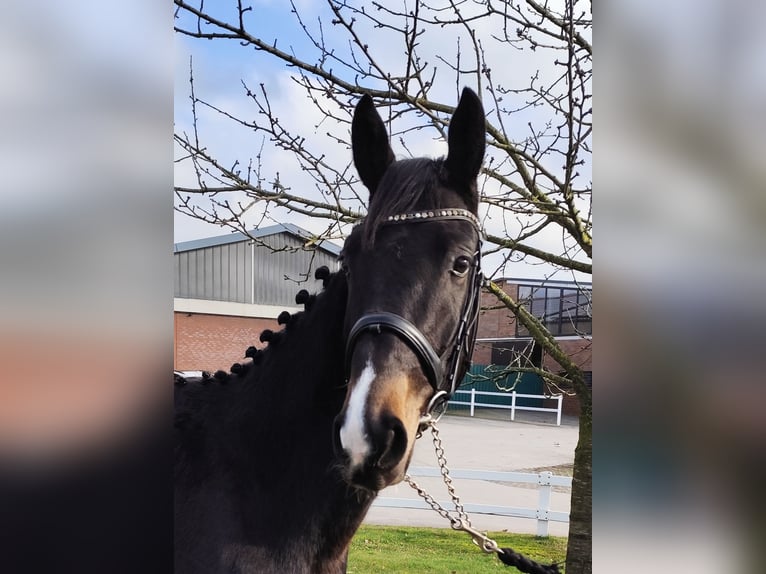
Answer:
348 525 566 573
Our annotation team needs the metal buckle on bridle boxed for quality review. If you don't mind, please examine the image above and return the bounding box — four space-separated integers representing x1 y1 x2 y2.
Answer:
417 390 449 436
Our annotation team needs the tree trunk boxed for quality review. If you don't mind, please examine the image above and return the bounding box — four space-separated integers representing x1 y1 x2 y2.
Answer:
565 400 592 573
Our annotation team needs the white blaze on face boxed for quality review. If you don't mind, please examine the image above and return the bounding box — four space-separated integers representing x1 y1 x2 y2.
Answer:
339 360 376 468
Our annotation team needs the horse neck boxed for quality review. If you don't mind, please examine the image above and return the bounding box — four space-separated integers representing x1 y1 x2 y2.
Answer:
175 272 372 572
232 271 371 560
242 271 349 425
176 271 351 479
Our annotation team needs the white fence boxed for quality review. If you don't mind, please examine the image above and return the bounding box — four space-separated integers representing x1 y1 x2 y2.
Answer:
373 466 572 536
450 388 564 426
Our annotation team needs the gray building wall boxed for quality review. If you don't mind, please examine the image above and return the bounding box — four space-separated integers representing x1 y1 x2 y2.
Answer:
174 231 340 306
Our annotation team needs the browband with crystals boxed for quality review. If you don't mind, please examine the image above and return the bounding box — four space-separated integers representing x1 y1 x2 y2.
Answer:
383 209 483 238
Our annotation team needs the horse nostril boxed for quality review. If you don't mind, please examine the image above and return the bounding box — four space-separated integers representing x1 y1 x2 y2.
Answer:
373 415 407 471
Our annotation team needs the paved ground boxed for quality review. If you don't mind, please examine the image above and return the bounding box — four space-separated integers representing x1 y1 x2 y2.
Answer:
363 409 580 536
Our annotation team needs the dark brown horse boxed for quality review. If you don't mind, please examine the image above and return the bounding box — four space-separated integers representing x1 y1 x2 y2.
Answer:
174 88 485 574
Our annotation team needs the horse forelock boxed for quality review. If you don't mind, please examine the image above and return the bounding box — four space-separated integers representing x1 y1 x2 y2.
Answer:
361 157 445 247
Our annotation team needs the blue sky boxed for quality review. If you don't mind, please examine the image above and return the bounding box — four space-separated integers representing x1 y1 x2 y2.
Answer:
173 1 593 282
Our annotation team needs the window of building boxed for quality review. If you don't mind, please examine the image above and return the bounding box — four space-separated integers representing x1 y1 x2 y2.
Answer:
517 285 592 337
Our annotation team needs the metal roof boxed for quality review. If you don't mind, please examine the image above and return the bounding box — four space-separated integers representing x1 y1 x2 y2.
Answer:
173 223 342 256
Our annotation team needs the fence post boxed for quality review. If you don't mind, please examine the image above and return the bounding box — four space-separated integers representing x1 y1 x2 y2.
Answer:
470 387 475 417
537 471 552 536
511 391 516 421
556 395 562 426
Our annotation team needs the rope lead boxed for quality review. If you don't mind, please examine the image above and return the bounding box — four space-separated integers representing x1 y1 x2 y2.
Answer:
497 548 562 574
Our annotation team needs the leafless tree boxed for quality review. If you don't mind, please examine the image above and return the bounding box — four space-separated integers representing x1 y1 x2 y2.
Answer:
174 1 591 571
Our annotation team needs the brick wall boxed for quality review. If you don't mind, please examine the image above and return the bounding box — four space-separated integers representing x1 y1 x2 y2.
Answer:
474 284 517 365
174 312 279 372
542 338 592 372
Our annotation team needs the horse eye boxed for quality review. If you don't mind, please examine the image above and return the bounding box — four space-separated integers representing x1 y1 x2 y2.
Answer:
451 256 471 277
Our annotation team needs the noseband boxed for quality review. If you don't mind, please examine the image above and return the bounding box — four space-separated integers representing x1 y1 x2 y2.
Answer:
344 208 484 427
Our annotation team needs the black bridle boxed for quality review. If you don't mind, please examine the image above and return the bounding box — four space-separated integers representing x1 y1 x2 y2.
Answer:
344 208 484 428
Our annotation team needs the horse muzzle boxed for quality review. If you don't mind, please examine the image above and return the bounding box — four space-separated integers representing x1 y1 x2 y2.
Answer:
334 362 422 491
335 411 409 492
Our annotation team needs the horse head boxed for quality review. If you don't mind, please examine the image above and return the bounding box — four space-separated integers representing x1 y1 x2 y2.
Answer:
335 88 485 492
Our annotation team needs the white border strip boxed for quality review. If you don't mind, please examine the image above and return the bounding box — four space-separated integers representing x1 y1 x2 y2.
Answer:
174 298 301 319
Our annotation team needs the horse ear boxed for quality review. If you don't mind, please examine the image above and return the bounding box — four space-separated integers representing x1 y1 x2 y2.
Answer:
352 94 394 195
444 88 486 196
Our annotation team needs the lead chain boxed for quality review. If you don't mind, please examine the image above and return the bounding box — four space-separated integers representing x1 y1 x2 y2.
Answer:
404 423 499 554
432 423 469 523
